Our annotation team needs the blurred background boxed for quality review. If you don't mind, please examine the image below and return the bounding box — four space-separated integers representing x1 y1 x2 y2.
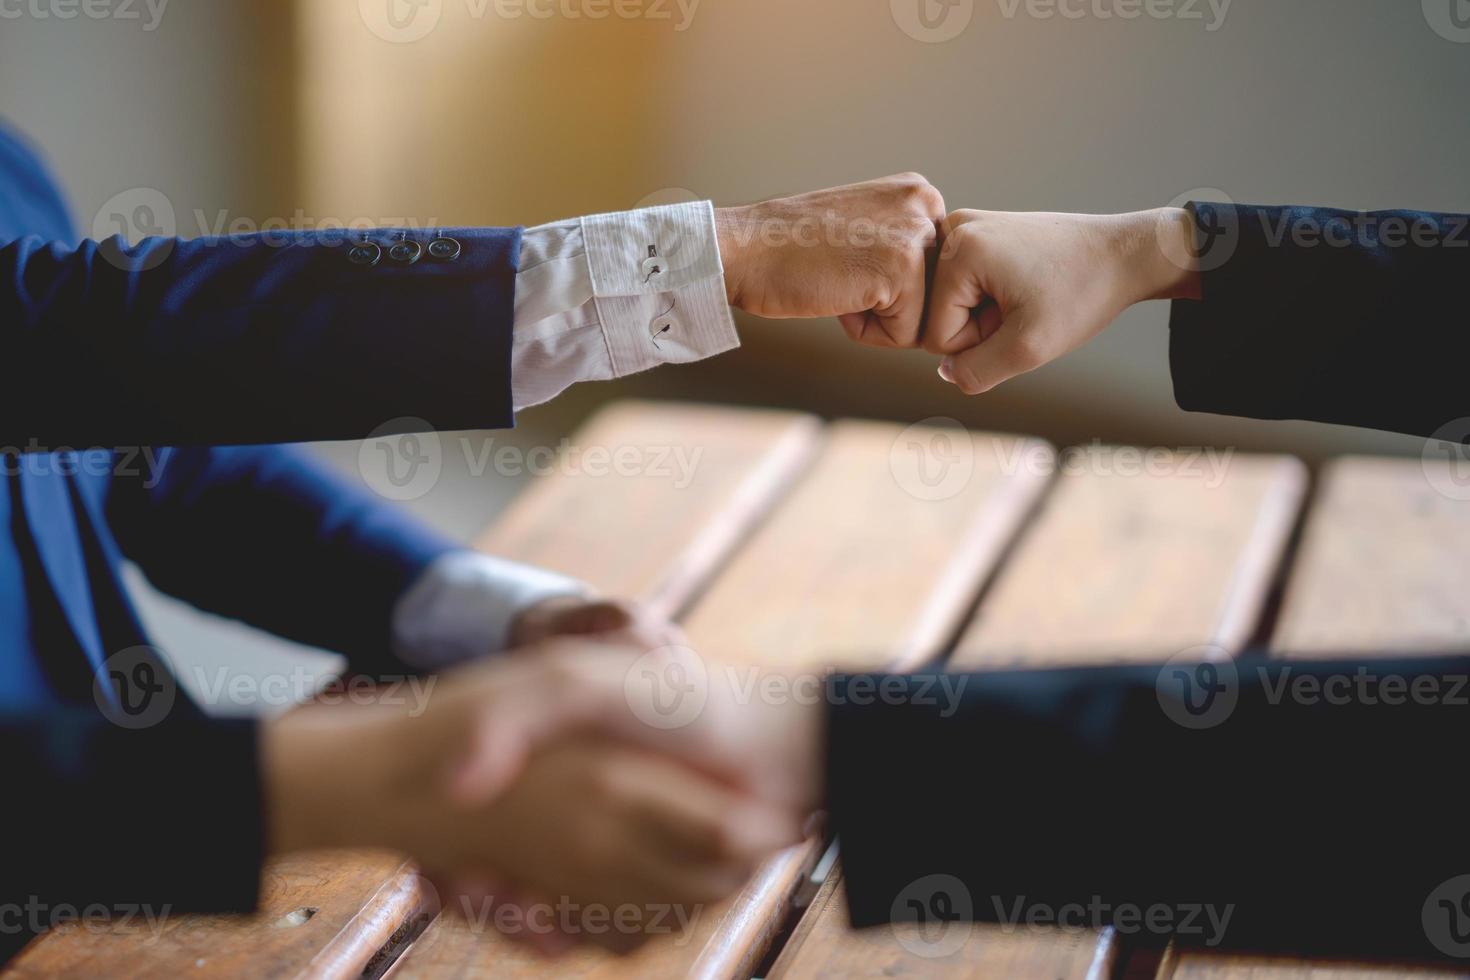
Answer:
1 0 1466 695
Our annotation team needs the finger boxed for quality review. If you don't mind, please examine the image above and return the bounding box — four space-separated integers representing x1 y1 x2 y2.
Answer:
557 600 634 636
924 245 988 355
621 759 802 867
838 310 904 349
939 319 1043 395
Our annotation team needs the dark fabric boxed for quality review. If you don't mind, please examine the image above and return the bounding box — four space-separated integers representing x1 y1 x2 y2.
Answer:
829 656 1470 961
1170 201 1470 439
5 712 264 951
0 116 523 947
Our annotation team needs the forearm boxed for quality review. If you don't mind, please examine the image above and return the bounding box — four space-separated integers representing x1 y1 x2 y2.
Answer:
0 228 518 448
828 655 1470 958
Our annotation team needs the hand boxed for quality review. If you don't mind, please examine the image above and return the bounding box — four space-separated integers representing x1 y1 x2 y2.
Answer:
445 641 826 818
509 595 684 652
716 174 946 348
260 666 798 953
925 208 1202 394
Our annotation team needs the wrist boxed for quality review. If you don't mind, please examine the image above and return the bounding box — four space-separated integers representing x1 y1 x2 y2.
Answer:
1120 207 1203 303
714 205 752 309
260 703 404 855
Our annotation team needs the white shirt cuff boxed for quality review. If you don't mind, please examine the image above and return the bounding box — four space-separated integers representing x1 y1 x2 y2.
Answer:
510 201 740 412
390 551 591 669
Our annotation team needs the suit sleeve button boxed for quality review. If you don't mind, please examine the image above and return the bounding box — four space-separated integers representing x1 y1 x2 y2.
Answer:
347 242 382 266
427 237 462 261
388 240 423 265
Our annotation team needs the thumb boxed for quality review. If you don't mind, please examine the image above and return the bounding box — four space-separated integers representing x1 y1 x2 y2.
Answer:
558 600 634 636
938 311 1045 395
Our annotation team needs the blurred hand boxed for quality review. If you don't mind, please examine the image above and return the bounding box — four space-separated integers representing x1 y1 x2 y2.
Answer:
261 661 797 954
509 595 684 652
444 640 826 819
925 208 1201 394
716 174 945 348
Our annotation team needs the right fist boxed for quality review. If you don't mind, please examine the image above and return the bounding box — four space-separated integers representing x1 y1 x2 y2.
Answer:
716 173 946 348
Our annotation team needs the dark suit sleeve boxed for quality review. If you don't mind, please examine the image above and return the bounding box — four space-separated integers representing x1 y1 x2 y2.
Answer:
1169 202 1470 439
827 656 1470 960
103 445 457 677
0 227 519 449
7 711 264 940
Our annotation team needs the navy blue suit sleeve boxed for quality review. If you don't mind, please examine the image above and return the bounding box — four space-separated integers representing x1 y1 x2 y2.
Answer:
827 655 1470 960
1169 202 1470 439
8 711 263 937
104 445 457 676
0 227 519 449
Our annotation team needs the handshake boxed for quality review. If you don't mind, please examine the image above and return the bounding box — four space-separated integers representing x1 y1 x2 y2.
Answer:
715 174 1202 394
263 606 821 956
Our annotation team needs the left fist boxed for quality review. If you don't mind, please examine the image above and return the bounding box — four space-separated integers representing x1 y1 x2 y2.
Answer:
508 595 684 651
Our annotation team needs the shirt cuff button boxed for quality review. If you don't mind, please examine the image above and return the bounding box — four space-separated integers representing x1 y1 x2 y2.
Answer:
427 237 462 261
388 240 423 265
346 241 382 266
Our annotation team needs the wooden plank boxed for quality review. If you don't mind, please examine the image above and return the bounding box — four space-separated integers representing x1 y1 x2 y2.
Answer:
1160 456 1470 980
476 400 822 621
951 450 1306 667
771 449 1308 979
1271 456 1470 657
2 401 820 980
768 870 1120 980
388 420 1056 979
0 851 434 980
1156 949 1470 979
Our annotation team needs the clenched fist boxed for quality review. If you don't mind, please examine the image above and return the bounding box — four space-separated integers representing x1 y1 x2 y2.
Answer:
716 174 946 348
925 207 1202 394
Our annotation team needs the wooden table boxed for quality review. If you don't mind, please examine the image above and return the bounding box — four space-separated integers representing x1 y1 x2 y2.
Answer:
8 402 1470 979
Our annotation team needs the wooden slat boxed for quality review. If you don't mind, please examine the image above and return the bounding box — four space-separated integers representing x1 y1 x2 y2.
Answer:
0 851 433 980
768 871 1120 980
476 400 821 621
951 451 1307 667
1271 456 1470 656
2 401 820 980
388 420 1056 979
772 449 1308 980
1160 456 1470 980
1157 949 1470 979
